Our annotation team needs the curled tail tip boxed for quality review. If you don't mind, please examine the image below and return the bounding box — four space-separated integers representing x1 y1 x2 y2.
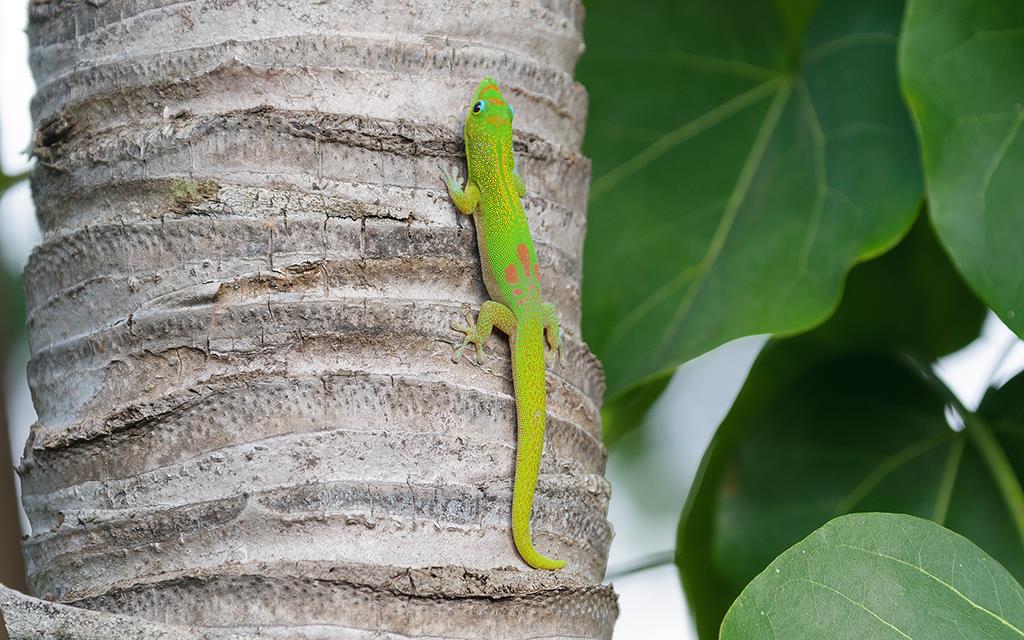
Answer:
516 538 566 570
524 553 566 571
536 557 567 571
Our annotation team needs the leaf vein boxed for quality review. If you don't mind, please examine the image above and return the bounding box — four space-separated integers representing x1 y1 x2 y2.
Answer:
654 80 794 355
796 77 828 271
590 78 782 200
804 32 898 64
836 544 1024 636
979 110 1024 213
802 578 914 639
832 433 951 516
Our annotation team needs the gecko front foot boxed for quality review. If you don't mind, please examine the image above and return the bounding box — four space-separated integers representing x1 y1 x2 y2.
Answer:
438 163 460 192
451 312 487 364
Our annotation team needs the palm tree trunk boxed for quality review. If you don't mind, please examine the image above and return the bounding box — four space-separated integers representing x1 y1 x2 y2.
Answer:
1 0 615 637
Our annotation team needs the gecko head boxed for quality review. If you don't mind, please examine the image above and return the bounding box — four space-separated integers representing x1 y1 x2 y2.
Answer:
464 76 514 142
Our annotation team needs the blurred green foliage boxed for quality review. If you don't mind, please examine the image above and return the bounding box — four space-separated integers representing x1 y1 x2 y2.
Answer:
0 125 30 600
0 161 27 346
579 0 1024 635
677 219 992 637
0 176 26 347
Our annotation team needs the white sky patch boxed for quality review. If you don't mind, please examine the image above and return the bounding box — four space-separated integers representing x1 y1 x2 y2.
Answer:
4 342 33 536
0 0 40 271
611 564 697 640
0 181 40 271
606 335 766 640
0 0 35 174
935 312 1024 410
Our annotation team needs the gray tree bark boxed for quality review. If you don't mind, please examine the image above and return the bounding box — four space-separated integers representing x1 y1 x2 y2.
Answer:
0 0 616 638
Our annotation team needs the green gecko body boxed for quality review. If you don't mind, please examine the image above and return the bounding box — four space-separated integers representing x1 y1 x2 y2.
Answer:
440 77 565 571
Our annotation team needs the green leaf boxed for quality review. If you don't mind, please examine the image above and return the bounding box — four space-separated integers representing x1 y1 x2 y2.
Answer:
721 513 1024 639
981 370 1024 425
900 1 1024 340
0 156 29 348
0 128 29 198
0 171 27 196
966 370 1024 562
579 0 922 400
602 211 981 446
601 373 671 446
677 220 991 639
801 213 987 359
0 265 25 350
0 173 29 346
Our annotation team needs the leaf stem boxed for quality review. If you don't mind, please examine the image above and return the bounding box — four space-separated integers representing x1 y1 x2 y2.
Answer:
605 550 676 580
932 436 964 526
905 354 1024 544
0 171 29 195
963 413 1024 545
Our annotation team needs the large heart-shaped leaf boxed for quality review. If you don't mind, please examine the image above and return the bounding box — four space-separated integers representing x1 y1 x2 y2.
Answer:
721 513 1024 639
579 0 922 400
900 0 1024 342
676 219 991 639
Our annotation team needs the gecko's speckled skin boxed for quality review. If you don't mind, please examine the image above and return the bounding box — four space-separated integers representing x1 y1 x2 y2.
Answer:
440 77 565 570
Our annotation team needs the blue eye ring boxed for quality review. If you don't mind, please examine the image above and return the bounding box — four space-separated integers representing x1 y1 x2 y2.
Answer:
472 100 486 114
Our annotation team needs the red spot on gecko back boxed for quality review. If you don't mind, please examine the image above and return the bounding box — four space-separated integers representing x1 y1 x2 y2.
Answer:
534 264 541 281
504 264 519 284
517 244 531 278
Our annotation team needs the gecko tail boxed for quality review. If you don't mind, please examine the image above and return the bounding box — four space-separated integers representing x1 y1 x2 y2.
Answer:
513 511 566 571
512 442 565 569
510 331 565 571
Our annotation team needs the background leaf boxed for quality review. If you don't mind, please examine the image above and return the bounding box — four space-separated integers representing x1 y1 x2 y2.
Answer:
601 373 671 447
578 0 922 401
721 513 1024 639
0 158 28 345
676 219 991 639
900 0 1024 342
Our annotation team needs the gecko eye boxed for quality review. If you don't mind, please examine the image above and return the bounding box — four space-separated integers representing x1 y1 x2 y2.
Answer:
472 100 486 114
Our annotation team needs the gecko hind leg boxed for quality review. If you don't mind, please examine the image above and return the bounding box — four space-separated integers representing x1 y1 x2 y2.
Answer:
541 302 565 366
452 300 516 364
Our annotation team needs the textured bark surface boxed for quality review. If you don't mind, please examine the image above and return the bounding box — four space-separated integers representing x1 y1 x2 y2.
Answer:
3 0 615 638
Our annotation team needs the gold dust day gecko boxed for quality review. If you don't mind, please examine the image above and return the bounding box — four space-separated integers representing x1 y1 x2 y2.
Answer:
440 77 566 570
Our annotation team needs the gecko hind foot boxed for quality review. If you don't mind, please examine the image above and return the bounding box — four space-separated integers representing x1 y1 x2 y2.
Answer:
545 325 566 367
